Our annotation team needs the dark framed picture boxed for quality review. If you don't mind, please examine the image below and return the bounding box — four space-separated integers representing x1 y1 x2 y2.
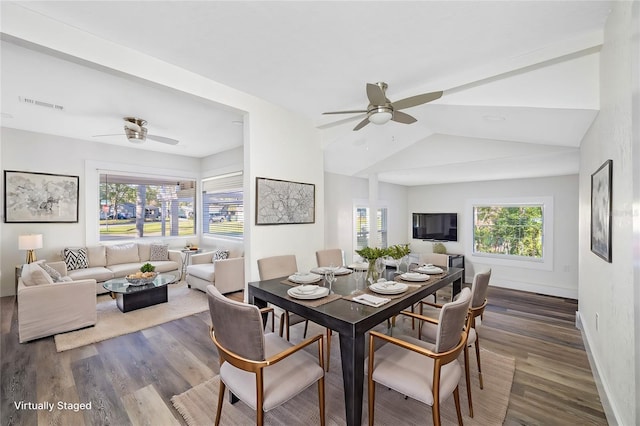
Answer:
4 170 79 223
255 177 315 225
590 160 612 262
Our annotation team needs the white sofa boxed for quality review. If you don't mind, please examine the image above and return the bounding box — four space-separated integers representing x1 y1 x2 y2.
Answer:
18 261 96 343
185 240 244 294
63 243 182 294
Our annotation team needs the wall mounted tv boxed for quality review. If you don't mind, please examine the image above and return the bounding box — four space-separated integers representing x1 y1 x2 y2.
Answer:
412 213 458 241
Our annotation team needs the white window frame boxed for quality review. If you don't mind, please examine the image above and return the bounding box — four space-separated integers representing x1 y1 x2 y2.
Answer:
466 196 554 271
352 199 389 252
86 160 198 245
201 171 244 241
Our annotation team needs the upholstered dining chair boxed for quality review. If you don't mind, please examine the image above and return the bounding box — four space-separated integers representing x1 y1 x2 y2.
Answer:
418 269 492 418
207 285 325 426
315 248 345 267
257 255 309 340
367 287 472 426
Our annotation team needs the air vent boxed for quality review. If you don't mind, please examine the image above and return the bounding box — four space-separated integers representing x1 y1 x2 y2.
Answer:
19 97 64 111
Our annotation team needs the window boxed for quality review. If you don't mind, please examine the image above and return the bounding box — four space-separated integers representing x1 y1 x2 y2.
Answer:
99 173 196 241
473 204 543 260
202 172 243 239
354 205 388 250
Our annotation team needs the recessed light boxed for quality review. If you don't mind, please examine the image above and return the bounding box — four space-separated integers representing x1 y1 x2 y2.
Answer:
232 120 243 125
483 115 506 122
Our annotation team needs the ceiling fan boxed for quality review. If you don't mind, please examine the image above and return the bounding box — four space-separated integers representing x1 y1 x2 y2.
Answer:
323 82 443 131
93 117 179 145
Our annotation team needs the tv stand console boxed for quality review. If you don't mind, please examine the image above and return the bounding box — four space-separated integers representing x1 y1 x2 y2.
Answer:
447 254 465 283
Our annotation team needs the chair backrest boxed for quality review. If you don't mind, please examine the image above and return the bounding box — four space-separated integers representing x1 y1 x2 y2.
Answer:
435 287 471 353
315 249 345 267
420 253 449 268
470 269 491 309
257 255 298 280
207 285 266 361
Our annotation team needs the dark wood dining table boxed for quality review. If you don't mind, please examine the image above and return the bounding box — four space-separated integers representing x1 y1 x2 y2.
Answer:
247 267 463 426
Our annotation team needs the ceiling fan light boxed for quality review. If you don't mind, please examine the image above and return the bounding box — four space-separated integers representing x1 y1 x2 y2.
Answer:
369 111 392 125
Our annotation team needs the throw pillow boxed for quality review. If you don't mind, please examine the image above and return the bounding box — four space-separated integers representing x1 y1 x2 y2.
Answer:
63 247 89 271
21 263 54 286
41 263 63 282
150 244 169 261
211 249 229 263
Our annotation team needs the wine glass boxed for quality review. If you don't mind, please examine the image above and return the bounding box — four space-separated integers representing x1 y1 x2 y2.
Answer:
324 269 335 293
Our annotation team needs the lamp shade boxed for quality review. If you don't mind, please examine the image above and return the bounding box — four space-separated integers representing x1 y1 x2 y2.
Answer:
19 234 43 250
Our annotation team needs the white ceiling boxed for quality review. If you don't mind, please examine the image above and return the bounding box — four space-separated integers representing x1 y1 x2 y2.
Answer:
1 1 611 186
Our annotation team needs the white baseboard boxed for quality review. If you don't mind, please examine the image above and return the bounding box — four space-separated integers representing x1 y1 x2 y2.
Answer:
576 310 621 425
486 278 578 299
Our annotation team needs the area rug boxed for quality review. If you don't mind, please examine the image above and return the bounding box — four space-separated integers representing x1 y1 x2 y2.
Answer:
171 343 515 425
54 282 208 352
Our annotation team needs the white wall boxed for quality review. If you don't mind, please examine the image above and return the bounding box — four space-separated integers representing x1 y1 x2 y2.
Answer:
324 172 409 264
0 127 201 296
407 175 579 297
578 2 638 424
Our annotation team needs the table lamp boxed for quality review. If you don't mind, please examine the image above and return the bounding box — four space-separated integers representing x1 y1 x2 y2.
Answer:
19 234 43 264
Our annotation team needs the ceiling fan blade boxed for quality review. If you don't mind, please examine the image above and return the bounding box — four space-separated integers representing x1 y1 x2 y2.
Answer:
147 134 179 145
392 111 417 124
322 110 368 115
93 133 124 138
317 113 367 129
366 83 387 106
353 117 370 131
392 90 443 110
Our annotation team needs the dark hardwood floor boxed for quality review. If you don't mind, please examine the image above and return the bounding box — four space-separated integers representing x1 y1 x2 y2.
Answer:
1 286 607 425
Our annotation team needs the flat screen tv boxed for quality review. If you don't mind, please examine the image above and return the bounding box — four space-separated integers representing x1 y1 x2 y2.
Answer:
412 213 458 241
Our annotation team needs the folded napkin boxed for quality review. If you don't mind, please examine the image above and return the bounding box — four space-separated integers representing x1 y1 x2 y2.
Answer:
352 293 391 307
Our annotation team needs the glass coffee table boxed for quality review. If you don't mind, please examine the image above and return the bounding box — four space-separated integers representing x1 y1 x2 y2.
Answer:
103 273 177 313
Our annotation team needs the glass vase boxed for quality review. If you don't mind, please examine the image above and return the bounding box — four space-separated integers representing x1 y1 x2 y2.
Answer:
366 261 378 283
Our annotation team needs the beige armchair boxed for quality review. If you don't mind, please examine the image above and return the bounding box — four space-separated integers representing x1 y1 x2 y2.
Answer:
368 287 472 426
207 285 325 426
315 248 345 267
418 269 492 417
18 261 97 343
186 254 245 294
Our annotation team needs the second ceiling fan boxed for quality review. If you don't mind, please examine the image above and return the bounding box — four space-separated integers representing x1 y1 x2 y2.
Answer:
323 82 443 131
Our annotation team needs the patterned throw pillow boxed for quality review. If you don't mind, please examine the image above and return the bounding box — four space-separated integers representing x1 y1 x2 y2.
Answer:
150 244 169 261
41 263 63 282
63 247 89 271
211 249 229 263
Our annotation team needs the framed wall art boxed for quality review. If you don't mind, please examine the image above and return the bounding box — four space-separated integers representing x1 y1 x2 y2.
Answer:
590 160 612 262
255 177 315 225
4 170 79 223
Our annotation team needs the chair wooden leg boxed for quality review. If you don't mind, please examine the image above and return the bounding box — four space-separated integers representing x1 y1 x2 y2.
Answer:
453 386 463 426
464 344 473 417
215 379 226 426
368 336 376 426
318 376 326 426
475 337 484 389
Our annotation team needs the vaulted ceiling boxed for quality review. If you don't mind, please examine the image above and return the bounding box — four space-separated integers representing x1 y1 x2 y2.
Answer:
1 1 611 185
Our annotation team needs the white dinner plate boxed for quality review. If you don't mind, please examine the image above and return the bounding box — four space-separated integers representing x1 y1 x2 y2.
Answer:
287 286 330 300
414 265 444 274
311 266 352 276
400 272 430 282
369 281 408 295
288 273 323 284
347 262 369 271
